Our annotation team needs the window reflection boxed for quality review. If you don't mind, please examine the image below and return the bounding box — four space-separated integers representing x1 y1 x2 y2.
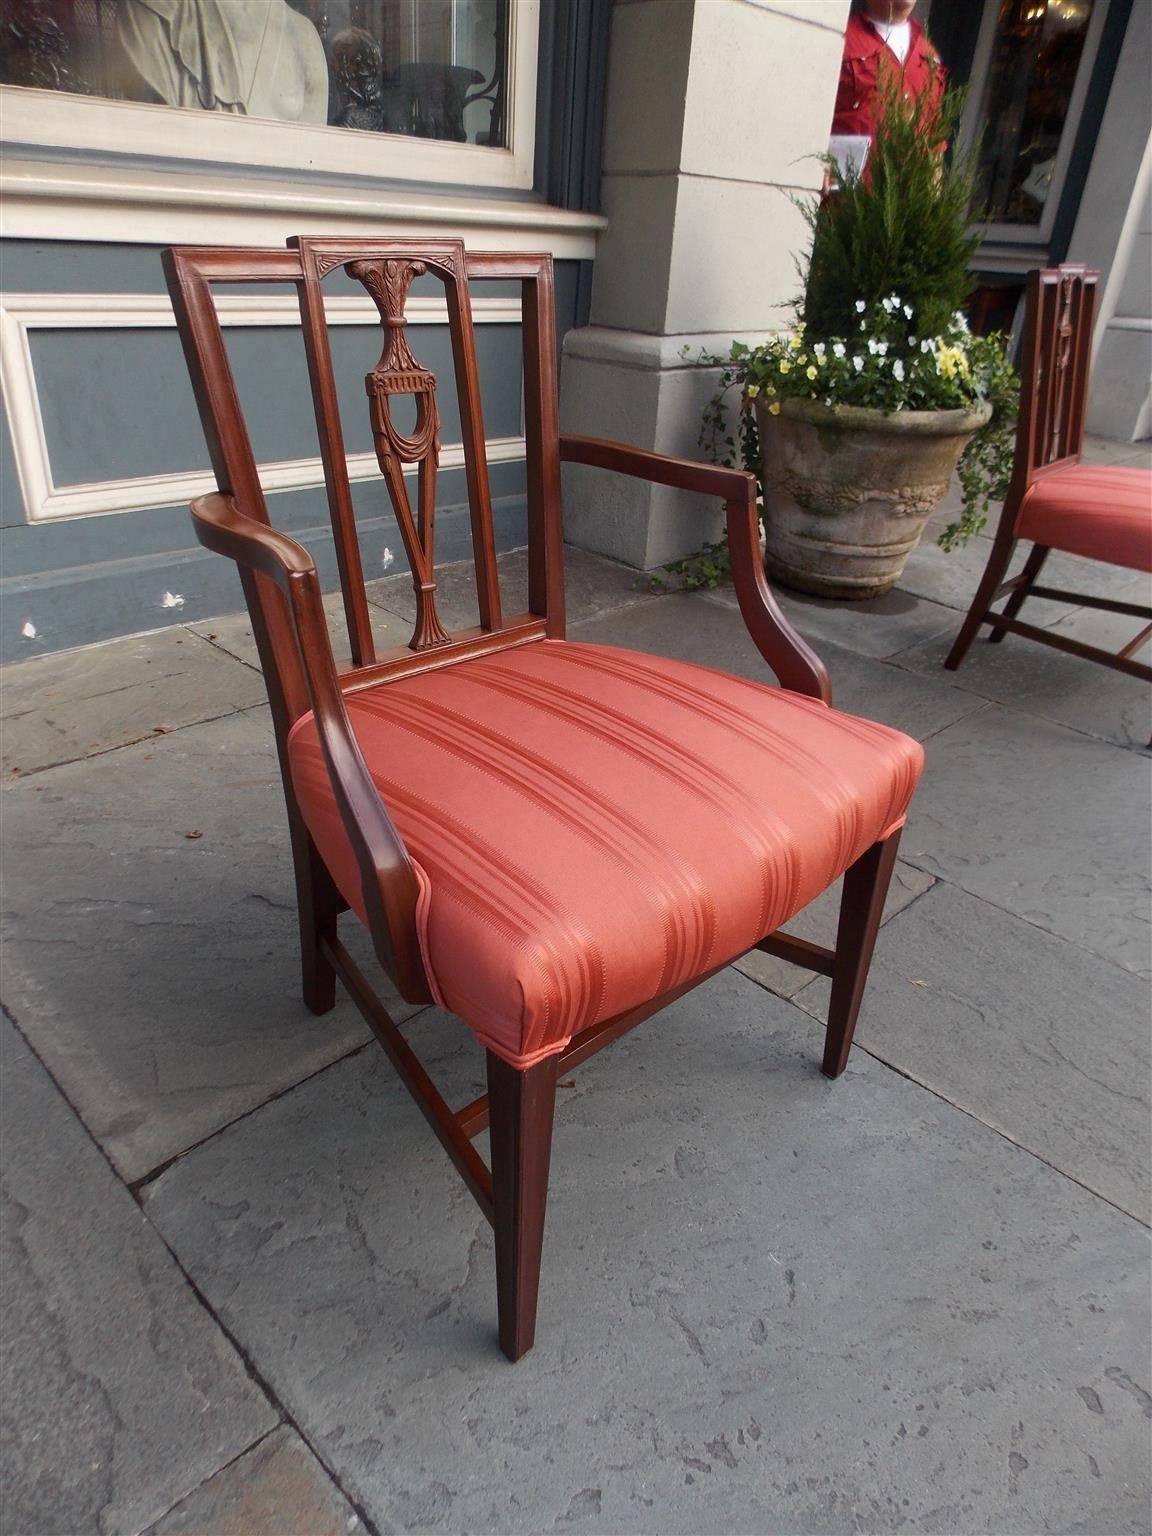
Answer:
0 0 509 146
973 0 1095 227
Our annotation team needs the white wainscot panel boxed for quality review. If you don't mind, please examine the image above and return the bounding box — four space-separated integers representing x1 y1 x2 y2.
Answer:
0 291 526 522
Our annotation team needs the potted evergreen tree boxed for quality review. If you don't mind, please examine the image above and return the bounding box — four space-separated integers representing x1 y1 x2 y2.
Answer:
698 78 1016 600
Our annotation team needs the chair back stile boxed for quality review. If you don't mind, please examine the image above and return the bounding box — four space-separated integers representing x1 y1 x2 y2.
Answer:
162 247 312 731
1016 264 1099 494
162 240 568 743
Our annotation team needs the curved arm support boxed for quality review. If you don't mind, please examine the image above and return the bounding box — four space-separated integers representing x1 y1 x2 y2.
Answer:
559 435 830 702
190 493 433 1002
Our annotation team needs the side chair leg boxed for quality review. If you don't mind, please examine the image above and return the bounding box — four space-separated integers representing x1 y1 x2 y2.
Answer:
988 543 1048 643
487 1051 558 1362
293 823 340 1016
944 535 1018 672
822 829 902 1080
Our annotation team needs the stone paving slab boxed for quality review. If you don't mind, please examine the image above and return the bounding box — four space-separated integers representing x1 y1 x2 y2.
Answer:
710 583 960 662
0 1014 277 1536
369 543 658 631
734 858 935 999
901 703 1152 977
794 881 1151 1222
0 709 424 1184
187 584 412 674
143 969 1152 1536
903 534 1081 617
889 600 1152 752
573 590 990 742
1 628 266 778
141 1426 363 1536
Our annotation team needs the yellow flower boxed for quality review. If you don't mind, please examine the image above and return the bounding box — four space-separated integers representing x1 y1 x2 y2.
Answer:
935 341 970 381
768 401 781 415
796 354 808 366
745 384 760 399
778 359 791 374
765 384 777 396
789 333 803 351
806 365 818 381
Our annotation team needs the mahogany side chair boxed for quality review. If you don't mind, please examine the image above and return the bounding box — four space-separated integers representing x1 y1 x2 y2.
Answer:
945 265 1152 681
163 238 923 1361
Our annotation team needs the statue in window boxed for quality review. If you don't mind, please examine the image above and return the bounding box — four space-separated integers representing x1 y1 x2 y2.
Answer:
117 0 328 123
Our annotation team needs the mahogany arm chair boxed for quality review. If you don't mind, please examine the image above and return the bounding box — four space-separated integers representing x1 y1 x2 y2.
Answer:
946 264 1152 682
163 238 923 1362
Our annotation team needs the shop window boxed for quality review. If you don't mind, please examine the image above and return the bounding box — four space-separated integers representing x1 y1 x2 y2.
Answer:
965 0 1105 238
0 0 509 145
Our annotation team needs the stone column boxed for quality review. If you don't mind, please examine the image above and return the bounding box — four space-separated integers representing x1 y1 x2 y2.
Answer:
561 0 850 570
1067 0 1152 443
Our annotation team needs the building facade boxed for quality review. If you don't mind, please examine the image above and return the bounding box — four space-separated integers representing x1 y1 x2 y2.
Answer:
1 0 1147 658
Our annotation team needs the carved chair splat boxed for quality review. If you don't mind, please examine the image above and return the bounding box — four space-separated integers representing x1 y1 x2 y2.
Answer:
164 237 923 1362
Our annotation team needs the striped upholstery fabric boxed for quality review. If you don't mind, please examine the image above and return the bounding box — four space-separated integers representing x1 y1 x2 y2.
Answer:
1018 464 1152 572
288 641 923 1067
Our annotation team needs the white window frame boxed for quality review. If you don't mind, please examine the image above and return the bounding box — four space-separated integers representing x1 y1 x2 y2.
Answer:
0 0 538 193
959 0 1111 247
0 289 527 522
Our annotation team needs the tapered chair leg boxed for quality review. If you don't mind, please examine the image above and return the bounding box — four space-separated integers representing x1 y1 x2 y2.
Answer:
292 821 340 1016
987 543 1048 643
822 829 902 1079
486 1051 558 1362
944 533 1018 671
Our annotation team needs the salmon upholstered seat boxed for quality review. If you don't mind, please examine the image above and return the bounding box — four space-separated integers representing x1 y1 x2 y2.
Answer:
289 640 923 1068
1017 464 1152 573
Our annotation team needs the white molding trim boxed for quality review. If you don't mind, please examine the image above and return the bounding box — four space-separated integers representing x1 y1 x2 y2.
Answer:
0 158 605 257
0 290 527 523
0 0 539 192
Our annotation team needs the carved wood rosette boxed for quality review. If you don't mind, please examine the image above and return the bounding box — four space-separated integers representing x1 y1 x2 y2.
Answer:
349 257 451 650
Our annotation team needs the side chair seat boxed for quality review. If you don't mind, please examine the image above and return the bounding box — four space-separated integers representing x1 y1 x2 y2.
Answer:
1017 463 1152 572
289 639 923 1068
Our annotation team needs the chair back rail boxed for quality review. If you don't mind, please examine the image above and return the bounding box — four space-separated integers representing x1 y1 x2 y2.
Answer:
1015 264 1099 493
162 241 566 735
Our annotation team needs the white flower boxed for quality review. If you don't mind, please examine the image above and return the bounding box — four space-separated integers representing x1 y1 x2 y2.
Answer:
814 342 826 357
382 547 395 570
877 340 889 356
893 359 906 381
881 297 895 313
903 304 914 319
921 339 933 353
852 355 865 372
160 591 185 609
855 300 866 314
20 620 36 640
954 310 970 332
833 342 846 359
867 339 879 355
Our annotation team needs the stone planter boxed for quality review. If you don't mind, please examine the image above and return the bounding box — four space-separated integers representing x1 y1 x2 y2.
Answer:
756 396 993 599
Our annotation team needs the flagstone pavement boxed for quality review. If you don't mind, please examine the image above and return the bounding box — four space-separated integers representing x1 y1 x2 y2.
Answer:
2 436 1149 1536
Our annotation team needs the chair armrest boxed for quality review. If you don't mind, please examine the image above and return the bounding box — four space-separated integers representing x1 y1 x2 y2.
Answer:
189 493 431 1001
560 433 757 501
559 435 830 702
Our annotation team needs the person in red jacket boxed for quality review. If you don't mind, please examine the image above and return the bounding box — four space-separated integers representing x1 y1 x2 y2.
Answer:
831 0 946 167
